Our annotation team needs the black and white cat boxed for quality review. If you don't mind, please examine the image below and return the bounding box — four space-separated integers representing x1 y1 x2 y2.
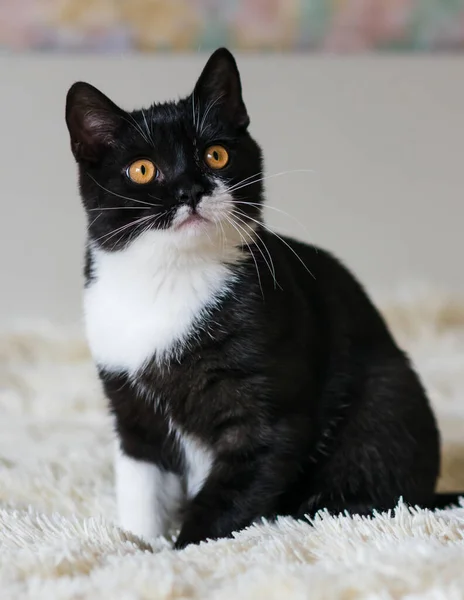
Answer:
66 48 459 549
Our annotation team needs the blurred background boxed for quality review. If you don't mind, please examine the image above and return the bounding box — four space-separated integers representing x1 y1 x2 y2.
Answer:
0 0 463 323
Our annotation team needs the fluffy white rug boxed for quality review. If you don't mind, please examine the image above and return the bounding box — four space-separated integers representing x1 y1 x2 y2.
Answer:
1 285 464 599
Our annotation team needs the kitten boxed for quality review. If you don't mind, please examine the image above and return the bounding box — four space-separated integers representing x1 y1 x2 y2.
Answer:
66 48 460 549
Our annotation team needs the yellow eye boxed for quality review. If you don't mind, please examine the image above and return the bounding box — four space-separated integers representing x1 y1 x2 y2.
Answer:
205 145 229 169
127 159 157 184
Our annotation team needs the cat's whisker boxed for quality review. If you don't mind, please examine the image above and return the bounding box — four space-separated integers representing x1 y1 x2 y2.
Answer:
112 219 144 251
233 208 316 281
209 211 227 254
95 214 155 244
229 210 272 275
199 93 225 137
217 216 226 254
111 210 167 249
113 213 163 251
127 214 157 243
89 206 152 211
203 223 214 246
230 210 281 291
222 199 311 239
191 91 197 131
223 213 265 301
224 169 314 195
149 211 169 232
124 113 151 146
98 222 140 246
87 212 102 229
148 194 164 203
141 109 155 147
98 216 153 244
223 171 264 193
120 114 149 145
229 212 278 291
87 174 160 208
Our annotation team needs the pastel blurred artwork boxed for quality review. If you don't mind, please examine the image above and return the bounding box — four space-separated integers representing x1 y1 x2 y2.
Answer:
1 0 464 52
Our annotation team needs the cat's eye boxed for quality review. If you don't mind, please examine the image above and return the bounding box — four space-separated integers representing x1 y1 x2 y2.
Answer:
126 159 157 184
204 145 229 170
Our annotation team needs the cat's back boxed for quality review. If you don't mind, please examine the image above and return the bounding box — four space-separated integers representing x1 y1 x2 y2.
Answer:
268 232 394 343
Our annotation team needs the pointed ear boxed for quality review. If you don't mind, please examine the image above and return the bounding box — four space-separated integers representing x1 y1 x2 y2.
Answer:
65 82 124 162
193 48 250 129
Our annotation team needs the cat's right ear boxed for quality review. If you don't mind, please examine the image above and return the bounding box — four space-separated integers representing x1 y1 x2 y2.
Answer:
65 82 124 162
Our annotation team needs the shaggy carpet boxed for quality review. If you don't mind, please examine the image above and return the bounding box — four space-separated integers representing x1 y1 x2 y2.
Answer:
1 285 464 599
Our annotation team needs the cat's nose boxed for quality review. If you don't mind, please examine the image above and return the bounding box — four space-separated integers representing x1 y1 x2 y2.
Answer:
175 183 204 208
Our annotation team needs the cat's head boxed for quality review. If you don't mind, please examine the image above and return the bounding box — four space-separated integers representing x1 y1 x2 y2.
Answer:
65 48 263 252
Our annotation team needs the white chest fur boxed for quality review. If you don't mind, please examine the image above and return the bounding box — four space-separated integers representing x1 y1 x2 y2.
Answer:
84 230 237 374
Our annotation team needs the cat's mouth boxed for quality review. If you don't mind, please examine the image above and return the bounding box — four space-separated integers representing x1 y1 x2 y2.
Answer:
172 206 210 231
175 213 208 230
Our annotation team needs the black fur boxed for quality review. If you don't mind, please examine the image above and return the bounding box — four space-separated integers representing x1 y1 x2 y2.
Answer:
66 48 461 549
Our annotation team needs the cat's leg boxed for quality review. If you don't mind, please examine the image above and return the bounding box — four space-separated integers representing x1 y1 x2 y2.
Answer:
115 445 183 541
174 462 263 548
174 436 302 549
104 371 185 542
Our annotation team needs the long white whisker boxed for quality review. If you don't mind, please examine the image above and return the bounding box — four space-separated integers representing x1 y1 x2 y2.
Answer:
112 215 153 250
234 208 316 280
199 93 225 136
87 174 160 208
87 213 101 229
217 215 226 254
89 206 152 211
222 199 311 238
146 210 168 233
230 210 281 291
223 214 264 301
203 222 213 246
225 171 264 193
191 92 196 130
141 109 155 147
128 113 151 145
148 194 164 203
225 169 314 194
97 221 142 245
99 215 153 243
115 212 165 250
94 214 154 244
121 113 151 145
230 212 278 291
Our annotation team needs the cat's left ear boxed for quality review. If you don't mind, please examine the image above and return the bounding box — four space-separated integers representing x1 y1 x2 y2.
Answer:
65 82 125 162
193 48 250 130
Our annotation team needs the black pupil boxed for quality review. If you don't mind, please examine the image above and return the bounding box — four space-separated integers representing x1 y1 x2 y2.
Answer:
213 151 219 161
140 164 146 175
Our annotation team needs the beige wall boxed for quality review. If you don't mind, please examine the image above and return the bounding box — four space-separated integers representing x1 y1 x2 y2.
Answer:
0 55 463 324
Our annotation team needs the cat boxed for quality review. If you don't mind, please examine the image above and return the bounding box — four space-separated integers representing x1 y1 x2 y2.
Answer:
65 48 461 549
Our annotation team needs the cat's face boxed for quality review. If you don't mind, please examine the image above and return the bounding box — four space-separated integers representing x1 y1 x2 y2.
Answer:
66 48 263 252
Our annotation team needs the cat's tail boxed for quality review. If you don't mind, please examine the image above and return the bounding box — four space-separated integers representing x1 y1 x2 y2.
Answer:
431 492 464 509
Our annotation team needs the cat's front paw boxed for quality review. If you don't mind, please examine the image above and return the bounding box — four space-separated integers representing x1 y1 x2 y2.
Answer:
174 528 209 550
174 519 236 549
174 520 223 549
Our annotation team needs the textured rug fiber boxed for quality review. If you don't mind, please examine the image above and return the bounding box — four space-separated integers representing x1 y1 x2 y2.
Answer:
1 286 464 599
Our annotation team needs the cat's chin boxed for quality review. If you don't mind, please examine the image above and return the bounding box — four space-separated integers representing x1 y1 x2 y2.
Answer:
170 205 213 237
172 213 210 233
